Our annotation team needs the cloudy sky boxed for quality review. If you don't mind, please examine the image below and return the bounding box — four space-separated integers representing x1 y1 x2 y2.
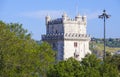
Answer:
0 0 120 40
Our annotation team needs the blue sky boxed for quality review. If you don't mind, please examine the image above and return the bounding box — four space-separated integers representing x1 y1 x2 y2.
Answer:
0 0 120 40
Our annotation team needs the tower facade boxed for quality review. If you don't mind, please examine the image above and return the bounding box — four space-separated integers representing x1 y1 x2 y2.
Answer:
42 13 91 61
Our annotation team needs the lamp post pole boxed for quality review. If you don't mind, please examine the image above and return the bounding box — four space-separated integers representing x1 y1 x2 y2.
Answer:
99 10 111 60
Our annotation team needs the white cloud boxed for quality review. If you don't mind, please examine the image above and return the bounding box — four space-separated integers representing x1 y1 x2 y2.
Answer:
20 10 64 19
86 10 101 20
20 10 101 20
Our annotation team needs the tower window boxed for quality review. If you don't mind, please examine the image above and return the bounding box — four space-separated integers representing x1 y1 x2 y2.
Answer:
55 30 58 33
74 42 77 47
52 43 56 49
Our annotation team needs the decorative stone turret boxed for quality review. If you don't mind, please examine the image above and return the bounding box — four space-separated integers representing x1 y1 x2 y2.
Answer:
42 13 91 61
82 15 87 22
62 13 68 21
46 15 51 25
75 13 82 21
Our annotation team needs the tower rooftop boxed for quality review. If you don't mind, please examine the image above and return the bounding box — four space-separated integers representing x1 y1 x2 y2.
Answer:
46 13 86 25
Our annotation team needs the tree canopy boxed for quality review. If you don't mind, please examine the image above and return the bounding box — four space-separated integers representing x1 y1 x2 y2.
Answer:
47 54 120 77
0 21 55 77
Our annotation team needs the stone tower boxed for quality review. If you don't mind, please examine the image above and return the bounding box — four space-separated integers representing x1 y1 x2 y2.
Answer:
42 13 91 61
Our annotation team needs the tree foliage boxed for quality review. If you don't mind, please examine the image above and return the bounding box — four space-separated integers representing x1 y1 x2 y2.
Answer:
47 54 119 77
47 58 81 77
109 54 120 72
0 21 55 77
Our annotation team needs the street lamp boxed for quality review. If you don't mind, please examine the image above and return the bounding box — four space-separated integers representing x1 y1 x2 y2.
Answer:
98 10 111 60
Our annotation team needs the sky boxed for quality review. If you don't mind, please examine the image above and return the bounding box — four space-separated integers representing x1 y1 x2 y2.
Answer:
0 0 120 40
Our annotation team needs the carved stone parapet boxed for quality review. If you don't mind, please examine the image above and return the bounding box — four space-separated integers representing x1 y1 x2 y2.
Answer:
42 33 64 40
42 33 90 41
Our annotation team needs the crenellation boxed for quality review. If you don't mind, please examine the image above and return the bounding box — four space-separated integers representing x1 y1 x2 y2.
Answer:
46 15 51 25
82 16 87 22
46 14 86 25
47 18 63 25
75 14 82 21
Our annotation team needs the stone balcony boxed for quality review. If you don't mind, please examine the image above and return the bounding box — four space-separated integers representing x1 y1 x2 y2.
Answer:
42 33 91 41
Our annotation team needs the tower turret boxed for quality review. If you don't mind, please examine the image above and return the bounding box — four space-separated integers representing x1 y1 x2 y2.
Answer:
82 15 87 22
62 13 68 21
46 15 51 25
75 13 82 21
45 15 51 33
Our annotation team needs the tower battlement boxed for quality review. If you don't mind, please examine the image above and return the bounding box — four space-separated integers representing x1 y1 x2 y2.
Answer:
45 13 87 35
46 13 86 25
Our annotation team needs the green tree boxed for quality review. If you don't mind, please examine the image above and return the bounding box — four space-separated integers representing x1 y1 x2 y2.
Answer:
99 62 119 77
81 54 101 77
47 58 82 77
7 23 31 39
0 21 55 77
0 21 7 75
110 54 120 72
47 54 120 77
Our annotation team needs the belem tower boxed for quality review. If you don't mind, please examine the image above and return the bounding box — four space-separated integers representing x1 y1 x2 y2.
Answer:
42 13 91 61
